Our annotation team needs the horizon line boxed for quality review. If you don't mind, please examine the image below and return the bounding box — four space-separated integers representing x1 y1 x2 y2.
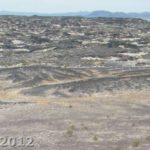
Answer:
0 10 150 14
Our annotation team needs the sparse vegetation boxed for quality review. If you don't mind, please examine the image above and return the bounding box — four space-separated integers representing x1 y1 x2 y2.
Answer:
93 135 98 141
115 147 121 150
69 104 73 108
66 128 74 137
145 136 150 142
107 40 138 49
21 60 29 66
132 140 140 148
2 50 14 57
30 35 49 44
66 125 76 137
131 123 136 127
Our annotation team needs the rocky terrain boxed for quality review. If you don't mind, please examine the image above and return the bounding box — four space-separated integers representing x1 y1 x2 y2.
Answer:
0 16 150 150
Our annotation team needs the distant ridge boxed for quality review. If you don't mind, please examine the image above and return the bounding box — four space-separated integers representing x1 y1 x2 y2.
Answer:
89 11 150 20
0 10 150 20
0 11 90 17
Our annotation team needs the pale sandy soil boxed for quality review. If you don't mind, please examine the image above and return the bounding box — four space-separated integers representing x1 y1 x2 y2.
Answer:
0 89 150 150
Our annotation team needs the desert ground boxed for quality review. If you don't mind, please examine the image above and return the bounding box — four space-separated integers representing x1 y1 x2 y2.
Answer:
0 16 150 150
